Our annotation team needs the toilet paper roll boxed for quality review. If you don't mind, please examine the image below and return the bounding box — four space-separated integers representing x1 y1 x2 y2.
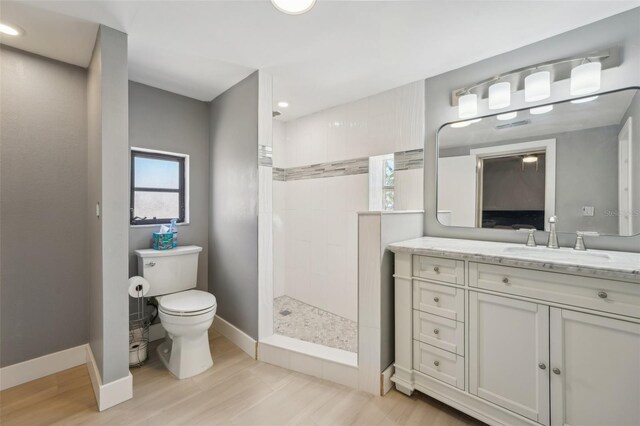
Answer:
128 276 150 298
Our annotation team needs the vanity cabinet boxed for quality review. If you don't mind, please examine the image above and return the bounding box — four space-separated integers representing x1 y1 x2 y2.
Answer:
391 248 640 426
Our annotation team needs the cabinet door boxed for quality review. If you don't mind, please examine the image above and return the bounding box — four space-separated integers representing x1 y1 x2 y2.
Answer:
550 309 640 426
469 292 550 425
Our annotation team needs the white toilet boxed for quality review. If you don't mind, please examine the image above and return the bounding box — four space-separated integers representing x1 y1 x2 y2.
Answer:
135 245 216 379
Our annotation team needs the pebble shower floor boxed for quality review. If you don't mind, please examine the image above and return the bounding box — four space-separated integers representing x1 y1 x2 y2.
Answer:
273 296 357 353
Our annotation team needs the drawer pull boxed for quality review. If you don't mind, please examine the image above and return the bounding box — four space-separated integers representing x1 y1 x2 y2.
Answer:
538 362 546 370
598 291 608 299
433 266 440 273
433 296 440 303
552 368 561 375
433 360 440 367
502 277 509 284
433 328 440 335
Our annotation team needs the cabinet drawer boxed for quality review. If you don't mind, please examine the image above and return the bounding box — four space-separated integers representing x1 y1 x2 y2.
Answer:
413 341 464 390
413 280 465 321
469 262 640 318
413 255 465 285
413 310 464 356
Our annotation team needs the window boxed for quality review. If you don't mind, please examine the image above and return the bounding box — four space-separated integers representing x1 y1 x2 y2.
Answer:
130 149 186 225
368 154 395 211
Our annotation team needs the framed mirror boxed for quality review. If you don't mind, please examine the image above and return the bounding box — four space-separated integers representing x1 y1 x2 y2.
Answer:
437 88 639 237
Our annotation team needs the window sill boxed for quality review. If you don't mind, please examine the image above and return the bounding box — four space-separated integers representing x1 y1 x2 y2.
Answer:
130 222 190 229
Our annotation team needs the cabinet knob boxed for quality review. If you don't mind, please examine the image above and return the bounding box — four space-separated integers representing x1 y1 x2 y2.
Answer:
433 360 440 367
433 328 440 335
538 363 546 370
597 291 608 299
552 368 561 375
433 266 440 273
433 297 440 303
502 277 509 284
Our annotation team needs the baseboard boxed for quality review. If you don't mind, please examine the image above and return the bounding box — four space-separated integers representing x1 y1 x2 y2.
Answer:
86 345 133 411
212 315 257 359
0 344 88 391
381 363 395 395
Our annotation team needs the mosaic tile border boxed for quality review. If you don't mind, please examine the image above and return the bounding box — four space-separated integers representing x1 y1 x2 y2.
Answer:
271 148 424 181
258 144 273 167
394 148 424 171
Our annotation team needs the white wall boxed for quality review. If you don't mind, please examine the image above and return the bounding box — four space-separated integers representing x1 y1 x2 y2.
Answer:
273 80 424 322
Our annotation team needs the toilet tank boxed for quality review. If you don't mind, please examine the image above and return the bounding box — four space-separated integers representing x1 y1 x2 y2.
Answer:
134 246 203 297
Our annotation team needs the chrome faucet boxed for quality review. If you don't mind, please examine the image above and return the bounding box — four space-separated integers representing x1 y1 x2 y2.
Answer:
525 229 537 247
547 216 559 249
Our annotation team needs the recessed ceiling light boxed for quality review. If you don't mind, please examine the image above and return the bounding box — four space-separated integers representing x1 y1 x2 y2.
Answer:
530 105 553 115
277 101 289 108
497 112 518 121
0 22 24 36
271 0 316 15
522 155 538 163
571 96 598 104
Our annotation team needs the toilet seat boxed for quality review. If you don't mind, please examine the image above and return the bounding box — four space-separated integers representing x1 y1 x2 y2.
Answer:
158 290 217 317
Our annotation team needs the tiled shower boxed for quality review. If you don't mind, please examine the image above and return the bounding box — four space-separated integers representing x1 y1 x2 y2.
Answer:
271 80 426 353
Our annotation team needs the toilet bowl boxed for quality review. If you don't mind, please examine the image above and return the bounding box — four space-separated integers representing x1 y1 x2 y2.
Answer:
134 246 217 379
156 289 217 379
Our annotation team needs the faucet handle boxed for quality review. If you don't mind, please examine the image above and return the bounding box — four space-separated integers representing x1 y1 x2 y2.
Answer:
574 231 586 251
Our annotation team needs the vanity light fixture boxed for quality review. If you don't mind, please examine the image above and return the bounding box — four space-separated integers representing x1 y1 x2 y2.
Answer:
497 112 517 121
570 61 601 96
525 71 551 102
277 101 289 108
571 95 599 104
530 105 553 115
0 22 23 36
270 0 316 15
488 82 511 110
458 93 477 119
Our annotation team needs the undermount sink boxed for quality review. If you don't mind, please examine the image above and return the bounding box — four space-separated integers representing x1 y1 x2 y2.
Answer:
501 246 612 262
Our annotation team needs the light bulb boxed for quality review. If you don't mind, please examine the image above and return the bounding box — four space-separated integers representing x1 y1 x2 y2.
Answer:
571 62 601 96
488 82 511 110
525 71 551 102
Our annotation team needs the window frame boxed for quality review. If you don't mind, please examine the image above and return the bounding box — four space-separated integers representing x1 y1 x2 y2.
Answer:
130 149 186 226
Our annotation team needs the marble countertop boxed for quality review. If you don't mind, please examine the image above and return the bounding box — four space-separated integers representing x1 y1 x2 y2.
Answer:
389 237 640 282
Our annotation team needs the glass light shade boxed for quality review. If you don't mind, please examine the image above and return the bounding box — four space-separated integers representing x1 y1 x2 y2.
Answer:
270 0 316 14
497 112 517 121
488 82 511 110
571 62 601 96
525 71 551 102
458 93 477 119
530 105 553 115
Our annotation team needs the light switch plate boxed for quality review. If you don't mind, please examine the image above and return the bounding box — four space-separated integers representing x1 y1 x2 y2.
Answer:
582 206 595 217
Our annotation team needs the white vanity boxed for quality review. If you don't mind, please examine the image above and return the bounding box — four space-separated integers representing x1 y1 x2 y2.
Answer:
389 237 640 426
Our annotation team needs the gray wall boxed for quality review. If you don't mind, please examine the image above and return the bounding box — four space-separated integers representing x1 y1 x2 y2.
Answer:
0 46 88 367
209 72 259 339
87 26 130 384
128 82 210 294
424 7 640 251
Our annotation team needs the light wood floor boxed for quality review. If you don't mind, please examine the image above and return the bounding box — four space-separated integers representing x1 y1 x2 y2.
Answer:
0 330 483 426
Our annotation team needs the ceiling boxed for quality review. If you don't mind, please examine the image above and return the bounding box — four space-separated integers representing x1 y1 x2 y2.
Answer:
2 1 638 120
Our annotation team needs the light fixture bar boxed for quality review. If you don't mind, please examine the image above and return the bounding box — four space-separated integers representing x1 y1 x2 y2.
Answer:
451 50 610 105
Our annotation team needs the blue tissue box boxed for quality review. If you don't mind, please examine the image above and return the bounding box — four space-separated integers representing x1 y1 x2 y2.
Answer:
152 232 175 250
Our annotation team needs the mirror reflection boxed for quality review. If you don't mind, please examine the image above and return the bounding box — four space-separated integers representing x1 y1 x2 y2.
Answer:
438 88 639 236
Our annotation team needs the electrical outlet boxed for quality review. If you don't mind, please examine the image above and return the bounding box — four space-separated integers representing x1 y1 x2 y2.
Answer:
582 206 595 217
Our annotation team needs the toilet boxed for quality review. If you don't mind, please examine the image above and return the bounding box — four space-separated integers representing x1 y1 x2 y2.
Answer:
134 245 216 379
